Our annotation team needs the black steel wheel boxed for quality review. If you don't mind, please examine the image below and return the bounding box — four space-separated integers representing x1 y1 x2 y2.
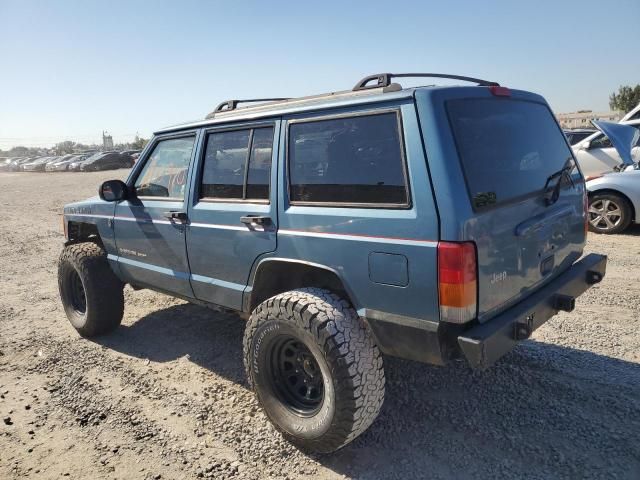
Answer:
267 336 324 416
58 242 124 337
243 288 385 453
65 268 87 315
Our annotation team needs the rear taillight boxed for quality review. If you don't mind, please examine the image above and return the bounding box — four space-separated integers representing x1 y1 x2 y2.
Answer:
438 241 477 324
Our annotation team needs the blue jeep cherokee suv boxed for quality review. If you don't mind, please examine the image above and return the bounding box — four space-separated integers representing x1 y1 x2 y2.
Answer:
58 73 607 453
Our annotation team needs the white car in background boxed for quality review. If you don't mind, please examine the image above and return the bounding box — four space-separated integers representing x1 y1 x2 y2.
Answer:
585 121 640 234
573 119 640 178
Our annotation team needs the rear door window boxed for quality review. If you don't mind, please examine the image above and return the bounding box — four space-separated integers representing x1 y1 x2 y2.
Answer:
200 126 274 201
246 127 273 200
288 112 408 206
447 99 576 208
201 130 250 199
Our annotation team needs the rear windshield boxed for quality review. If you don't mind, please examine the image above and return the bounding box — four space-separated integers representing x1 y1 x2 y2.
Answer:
447 98 576 208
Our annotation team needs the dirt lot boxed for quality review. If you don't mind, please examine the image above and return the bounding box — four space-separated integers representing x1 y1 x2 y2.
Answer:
0 170 639 480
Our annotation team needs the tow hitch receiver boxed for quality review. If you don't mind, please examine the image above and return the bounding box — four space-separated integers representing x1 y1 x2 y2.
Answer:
514 314 534 340
587 270 604 285
553 294 575 312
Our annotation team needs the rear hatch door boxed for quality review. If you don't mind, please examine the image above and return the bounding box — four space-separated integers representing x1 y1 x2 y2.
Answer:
442 93 587 321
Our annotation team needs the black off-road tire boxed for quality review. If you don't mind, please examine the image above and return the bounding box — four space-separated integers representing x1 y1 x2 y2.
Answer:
58 242 124 337
243 288 385 453
588 192 632 234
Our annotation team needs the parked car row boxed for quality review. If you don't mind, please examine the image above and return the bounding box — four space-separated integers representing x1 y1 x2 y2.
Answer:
0 150 140 172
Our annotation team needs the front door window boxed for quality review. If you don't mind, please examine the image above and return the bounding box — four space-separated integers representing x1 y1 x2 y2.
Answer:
134 137 195 199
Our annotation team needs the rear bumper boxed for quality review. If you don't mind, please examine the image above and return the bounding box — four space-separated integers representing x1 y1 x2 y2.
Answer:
458 253 607 369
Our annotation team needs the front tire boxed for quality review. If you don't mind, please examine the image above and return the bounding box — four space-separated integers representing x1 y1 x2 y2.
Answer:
243 288 385 453
58 242 124 337
588 192 632 234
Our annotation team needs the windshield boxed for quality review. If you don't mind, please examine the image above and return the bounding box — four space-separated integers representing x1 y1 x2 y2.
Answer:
567 131 594 145
587 123 640 150
447 98 577 208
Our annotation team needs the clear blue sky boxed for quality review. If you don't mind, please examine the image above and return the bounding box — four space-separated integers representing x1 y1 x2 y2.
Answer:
1 0 639 149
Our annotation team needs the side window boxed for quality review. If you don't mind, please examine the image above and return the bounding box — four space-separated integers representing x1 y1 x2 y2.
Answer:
134 136 195 198
569 132 591 145
202 129 249 199
590 134 612 149
200 126 273 201
246 127 273 200
591 127 640 148
288 112 408 206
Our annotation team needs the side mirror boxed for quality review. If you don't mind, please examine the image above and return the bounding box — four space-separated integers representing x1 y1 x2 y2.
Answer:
99 180 128 202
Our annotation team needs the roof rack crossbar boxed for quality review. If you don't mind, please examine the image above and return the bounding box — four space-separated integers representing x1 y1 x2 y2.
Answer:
214 98 291 113
353 73 500 91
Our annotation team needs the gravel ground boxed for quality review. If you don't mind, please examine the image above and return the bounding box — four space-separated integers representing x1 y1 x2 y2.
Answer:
1 170 639 480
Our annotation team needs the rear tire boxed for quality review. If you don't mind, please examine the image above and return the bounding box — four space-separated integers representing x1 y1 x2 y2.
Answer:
588 192 632 234
243 288 385 453
58 242 124 337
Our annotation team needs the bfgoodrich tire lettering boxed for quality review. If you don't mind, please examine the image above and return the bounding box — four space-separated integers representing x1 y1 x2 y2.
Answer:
58 242 124 337
243 288 385 453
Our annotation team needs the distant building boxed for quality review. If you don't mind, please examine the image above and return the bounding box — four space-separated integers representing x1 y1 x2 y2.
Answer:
102 131 114 150
557 110 622 129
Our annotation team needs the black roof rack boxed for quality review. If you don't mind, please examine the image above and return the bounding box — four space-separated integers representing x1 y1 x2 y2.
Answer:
213 98 291 113
353 73 500 91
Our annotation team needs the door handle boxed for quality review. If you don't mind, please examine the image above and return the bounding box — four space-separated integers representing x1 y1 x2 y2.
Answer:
164 211 188 224
240 215 272 227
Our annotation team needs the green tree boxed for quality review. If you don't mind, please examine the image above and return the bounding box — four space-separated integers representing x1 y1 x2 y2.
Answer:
131 137 149 150
55 141 76 155
9 146 30 156
609 85 640 113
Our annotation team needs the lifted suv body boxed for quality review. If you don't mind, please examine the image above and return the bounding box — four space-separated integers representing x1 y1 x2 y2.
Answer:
60 74 606 451
63 76 606 369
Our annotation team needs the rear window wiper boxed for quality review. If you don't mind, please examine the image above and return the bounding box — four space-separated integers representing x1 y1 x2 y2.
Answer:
544 157 576 206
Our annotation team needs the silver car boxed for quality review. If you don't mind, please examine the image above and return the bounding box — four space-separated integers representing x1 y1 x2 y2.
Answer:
586 121 640 234
21 156 57 172
47 154 87 171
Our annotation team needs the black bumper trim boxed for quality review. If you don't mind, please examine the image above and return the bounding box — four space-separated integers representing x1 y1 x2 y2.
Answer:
457 253 607 370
